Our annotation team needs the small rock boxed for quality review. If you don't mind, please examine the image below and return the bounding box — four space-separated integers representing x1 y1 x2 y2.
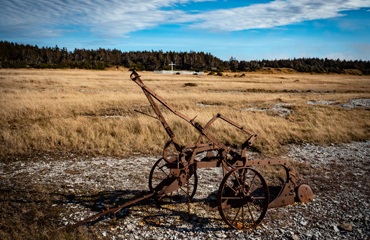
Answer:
290 233 300 240
304 231 313 238
126 224 134 231
338 222 353 232
300 220 308 226
215 232 227 238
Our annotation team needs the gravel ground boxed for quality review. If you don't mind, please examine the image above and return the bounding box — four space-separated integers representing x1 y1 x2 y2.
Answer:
307 98 370 110
1 141 369 239
245 98 370 118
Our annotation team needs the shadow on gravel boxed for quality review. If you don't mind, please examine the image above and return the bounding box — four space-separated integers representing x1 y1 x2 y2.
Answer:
142 210 229 233
63 189 231 232
142 192 230 232
1 184 281 232
0 187 156 211
61 189 158 227
64 189 152 212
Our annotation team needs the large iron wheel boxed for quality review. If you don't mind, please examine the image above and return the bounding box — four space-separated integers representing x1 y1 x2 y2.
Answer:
149 158 198 203
217 167 269 231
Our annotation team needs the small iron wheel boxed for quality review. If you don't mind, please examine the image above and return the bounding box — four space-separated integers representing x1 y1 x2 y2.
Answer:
149 158 198 203
217 167 269 231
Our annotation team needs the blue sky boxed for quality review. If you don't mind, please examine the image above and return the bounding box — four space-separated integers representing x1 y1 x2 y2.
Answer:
1 0 370 61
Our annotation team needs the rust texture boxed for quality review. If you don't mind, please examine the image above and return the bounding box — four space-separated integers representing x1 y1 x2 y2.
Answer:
71 70 314 231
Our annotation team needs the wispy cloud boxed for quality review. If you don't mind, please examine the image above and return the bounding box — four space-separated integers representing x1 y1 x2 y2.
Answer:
1 0 183 37
1 0 369 38
180 0 370 31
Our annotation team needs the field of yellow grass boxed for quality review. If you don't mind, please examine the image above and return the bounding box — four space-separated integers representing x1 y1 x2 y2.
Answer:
1 68 369 159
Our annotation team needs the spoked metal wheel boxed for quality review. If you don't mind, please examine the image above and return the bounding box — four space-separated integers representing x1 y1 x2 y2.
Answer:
217 167 269 231
149 158 198 203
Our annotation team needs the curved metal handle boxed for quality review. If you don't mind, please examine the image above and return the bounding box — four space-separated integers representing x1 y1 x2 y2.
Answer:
130 69 140 81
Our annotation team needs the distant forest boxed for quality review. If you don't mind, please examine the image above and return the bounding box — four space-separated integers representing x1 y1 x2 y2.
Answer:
1 41 369 74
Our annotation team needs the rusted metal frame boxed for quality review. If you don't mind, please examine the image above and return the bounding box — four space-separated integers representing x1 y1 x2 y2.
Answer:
68 70 313 231
163 140 181 162
131 73 185 152
131 71 257 163
200 115 229 150
203 113 255 138
68 192 155 228
190 135 240 175
202 114 257 159
130 70 243 155
130 71 194 124
241 134 257 160
196 160 223 169
164 140 222 169
165 139 225 170
140 84 175 137
196 128 233 156
130 71 232 155
131 71 202 153
133 69 298 208
190 144 223 169
134 109 159 120
156 169 185 195
188 138 242 172
188 117 232 171
217 113 255 136
243 159 298 208
143 90 174 138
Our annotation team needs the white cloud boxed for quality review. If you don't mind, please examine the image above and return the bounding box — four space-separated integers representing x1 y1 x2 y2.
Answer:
1 0 370 38
180 0 370 31
0 0 203 37
0 0 178 35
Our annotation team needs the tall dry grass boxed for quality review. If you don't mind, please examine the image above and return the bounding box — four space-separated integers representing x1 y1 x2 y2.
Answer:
1 69 369 159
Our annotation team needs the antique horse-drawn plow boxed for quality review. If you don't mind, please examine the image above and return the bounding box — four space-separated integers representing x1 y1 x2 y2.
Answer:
71 70 313 231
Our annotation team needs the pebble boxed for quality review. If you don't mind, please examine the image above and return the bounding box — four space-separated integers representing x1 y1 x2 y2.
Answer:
214 232 227 238
338 222 353 232
300 220 308 226
291 234 300 240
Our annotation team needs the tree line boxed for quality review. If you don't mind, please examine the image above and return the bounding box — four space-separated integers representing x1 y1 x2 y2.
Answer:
1 41 369 74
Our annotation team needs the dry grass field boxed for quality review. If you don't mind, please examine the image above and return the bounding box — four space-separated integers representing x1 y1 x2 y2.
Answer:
1 68 369 159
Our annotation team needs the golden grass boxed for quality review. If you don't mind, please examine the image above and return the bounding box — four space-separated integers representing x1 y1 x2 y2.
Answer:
1 68 369 158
